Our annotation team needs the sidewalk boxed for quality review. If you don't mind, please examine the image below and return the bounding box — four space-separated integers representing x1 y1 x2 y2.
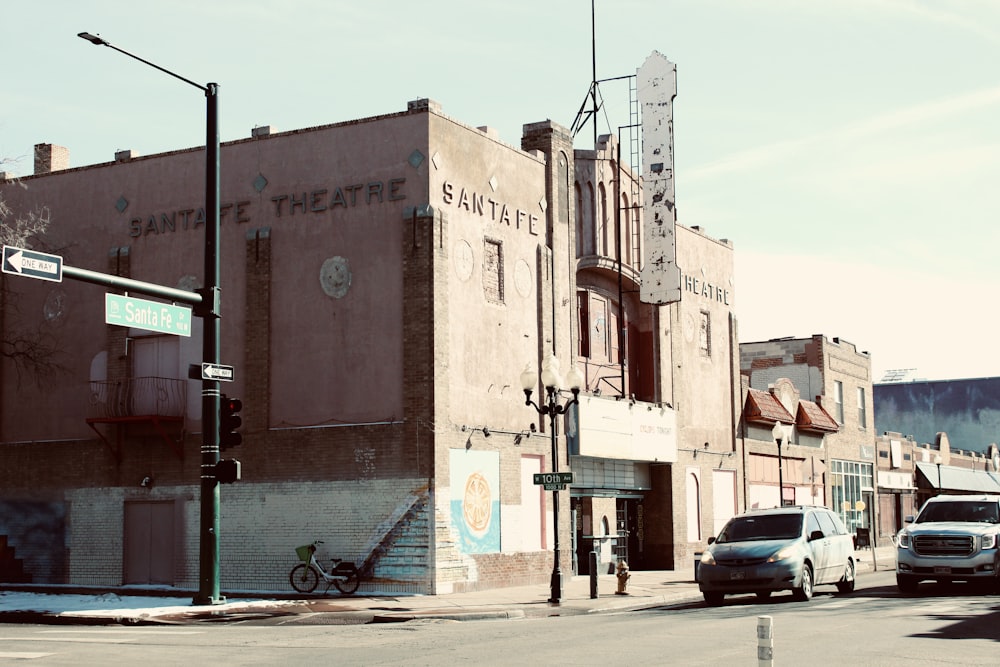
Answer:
0 546 897 625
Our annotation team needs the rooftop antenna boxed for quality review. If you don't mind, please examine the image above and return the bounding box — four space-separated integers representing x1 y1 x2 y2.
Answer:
570 0 600 144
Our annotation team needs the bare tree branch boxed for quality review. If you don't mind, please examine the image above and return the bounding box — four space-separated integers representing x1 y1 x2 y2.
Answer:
1 167 69 387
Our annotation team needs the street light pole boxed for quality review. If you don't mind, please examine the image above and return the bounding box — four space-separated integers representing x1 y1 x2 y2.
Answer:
520 356 583 603
78 32 224 605
934 454 943 496
772 422 786 508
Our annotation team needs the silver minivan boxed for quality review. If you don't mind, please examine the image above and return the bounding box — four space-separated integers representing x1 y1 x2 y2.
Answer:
698 505 857 605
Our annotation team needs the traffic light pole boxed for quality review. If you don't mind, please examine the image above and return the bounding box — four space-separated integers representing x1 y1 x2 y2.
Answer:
195 82 223 605
77 32 225 606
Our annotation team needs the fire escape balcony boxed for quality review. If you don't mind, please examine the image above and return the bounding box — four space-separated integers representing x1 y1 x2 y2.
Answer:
87 377 188 460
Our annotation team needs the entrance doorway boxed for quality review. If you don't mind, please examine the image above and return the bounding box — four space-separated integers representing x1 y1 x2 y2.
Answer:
123 501 175 585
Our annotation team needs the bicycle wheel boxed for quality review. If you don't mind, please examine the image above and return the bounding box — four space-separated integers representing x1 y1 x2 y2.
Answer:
289 564 319 593
333 564 360 594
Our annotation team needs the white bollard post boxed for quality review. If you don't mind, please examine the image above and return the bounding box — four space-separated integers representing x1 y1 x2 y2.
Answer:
757 615 774 666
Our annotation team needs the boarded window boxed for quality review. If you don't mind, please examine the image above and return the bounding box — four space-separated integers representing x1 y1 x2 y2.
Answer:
483 239 504 304
699 311 711 357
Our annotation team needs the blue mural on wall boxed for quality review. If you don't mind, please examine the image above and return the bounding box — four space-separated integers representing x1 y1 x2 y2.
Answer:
0 501 66 583
874 377 1000 451
449 449 500 553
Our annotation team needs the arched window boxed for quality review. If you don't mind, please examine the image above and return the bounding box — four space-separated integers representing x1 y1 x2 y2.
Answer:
598 182 609 257
584 182 595 255
558 152 569 227
575 182 585 257
622 191 631 268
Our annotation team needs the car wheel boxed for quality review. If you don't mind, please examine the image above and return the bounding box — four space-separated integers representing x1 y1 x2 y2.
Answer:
896 574 919 594
836 558 856 594
793 564 814 601
755 591 772 600
703 591 725 606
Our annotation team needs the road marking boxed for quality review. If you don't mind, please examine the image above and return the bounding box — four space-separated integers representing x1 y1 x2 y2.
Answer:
0 653 55 660
6 637 139 643
38 629 201 635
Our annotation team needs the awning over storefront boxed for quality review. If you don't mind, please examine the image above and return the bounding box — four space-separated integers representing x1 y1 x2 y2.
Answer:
915 462 1000 493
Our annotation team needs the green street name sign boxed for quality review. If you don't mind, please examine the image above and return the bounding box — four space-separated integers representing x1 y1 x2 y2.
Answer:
533 472 573 485
106 293 192 337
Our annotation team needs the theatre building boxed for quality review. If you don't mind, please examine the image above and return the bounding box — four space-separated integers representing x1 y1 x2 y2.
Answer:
1 81 740 590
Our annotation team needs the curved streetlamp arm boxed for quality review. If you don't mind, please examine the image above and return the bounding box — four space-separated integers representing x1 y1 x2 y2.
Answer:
78 32 208 92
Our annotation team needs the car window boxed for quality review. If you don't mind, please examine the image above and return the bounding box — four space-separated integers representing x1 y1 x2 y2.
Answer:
806 512 823 537
717 513 803 543
815 511 842 536
917 500 1000 523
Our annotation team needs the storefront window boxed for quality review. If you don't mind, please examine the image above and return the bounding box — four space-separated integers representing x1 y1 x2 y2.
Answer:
830 459 874 532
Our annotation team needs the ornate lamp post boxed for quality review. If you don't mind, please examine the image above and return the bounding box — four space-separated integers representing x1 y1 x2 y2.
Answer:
771 422 788 508
520 355 583 603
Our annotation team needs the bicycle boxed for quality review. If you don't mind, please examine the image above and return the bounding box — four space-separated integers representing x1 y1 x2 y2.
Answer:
289 541 361 595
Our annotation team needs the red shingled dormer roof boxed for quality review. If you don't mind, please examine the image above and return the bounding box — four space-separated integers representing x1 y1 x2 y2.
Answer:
796 401 839 433
745 388 794 424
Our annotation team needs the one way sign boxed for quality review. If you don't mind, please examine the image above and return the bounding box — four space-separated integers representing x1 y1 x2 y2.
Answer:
2 246 63 282
201 363 235 382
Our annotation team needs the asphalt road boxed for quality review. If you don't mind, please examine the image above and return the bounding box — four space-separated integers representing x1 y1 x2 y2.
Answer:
2 570 997 666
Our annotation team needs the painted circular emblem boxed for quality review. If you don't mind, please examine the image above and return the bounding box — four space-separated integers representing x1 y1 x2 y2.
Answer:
454 240 474 281
320 256 352 298
463 472 492 535
514 259 532 297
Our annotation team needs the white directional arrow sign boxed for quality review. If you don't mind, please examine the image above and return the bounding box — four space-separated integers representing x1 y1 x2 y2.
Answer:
2 246 63 282
201 363 235 382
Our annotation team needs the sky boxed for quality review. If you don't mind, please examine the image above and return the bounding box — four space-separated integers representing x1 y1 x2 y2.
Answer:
3 0 999 383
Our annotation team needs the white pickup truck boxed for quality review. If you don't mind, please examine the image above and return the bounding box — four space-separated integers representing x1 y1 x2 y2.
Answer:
895 494 1000 593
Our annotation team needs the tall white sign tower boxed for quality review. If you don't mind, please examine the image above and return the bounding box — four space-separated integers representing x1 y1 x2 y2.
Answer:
637 51 682 305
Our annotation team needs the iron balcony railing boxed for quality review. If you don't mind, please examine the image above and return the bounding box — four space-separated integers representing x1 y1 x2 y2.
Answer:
88 377 187 419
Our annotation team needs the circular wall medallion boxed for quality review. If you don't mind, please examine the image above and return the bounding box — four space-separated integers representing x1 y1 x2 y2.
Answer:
514 259 532 297
320 256 352 298
43 289 66 321
683 313 696 342
177 275 201 292
454 240 474 281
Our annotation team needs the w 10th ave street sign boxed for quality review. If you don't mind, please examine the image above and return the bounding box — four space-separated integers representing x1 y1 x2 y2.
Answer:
106 293 192 337
2 246 63 282
534 472 573 490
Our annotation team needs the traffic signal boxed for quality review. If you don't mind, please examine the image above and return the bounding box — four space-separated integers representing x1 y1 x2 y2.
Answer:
220 395 243 450
215 458 241 484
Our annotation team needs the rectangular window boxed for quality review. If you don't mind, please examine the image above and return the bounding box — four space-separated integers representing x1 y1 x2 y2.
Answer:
857 386 867 428
483 239 504 304
699 311 711 357
833 380 844 424
577 292 591 358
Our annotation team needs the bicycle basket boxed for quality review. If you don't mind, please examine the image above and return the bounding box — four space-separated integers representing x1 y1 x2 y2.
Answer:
295 544 313 562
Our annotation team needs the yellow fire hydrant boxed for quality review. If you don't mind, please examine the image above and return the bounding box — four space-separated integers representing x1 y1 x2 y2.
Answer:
615 559 630 595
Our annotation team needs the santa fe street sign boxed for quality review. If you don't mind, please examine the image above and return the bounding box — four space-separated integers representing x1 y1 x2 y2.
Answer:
105 293 192 337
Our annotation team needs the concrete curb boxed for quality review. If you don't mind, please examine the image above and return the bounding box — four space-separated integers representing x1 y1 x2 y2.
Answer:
372 609 526 623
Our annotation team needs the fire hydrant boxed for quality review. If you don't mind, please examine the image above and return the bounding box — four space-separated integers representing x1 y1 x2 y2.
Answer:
615 559 630 595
